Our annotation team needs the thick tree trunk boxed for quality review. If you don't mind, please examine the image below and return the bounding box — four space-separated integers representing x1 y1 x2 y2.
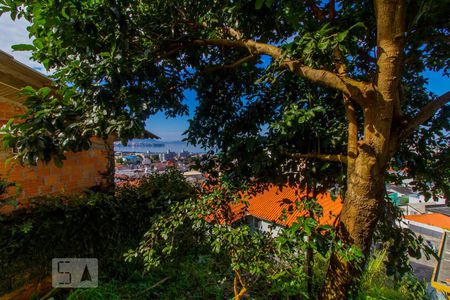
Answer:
102 136 116 189
320 0 406 298
320 155 386 299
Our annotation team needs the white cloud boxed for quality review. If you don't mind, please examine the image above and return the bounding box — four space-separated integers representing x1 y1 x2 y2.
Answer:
0 14 45 72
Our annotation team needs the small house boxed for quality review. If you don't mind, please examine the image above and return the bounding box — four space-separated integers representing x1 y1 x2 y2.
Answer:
0 50 112 211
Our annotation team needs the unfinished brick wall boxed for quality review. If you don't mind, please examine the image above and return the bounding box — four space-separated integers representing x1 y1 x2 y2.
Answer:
0 101 113 210
0 101 27 120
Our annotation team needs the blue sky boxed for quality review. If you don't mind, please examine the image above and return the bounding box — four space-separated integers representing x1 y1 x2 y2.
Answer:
0 14 448 141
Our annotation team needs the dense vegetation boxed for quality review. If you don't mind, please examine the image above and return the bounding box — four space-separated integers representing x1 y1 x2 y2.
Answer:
0 171 194 293
0 174 432 299
0 0 448 297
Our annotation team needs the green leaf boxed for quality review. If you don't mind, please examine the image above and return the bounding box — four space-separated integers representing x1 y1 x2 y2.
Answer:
265 0 274 7
336 30 349 43
54 156 63 168
33 39 44 49
11 44 36 51
255 0 264 10
39 87 51 98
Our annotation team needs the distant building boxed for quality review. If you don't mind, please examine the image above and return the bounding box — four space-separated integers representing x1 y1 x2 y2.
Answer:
402 213 450 240
387 184 446 216
152 162 167 173
183 170 204 183
158 150 177 162
179 149 190 159
122 155 143 165
142 157 152 166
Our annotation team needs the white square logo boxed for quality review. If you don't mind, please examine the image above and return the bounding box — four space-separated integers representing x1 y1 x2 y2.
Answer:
52 258 98 288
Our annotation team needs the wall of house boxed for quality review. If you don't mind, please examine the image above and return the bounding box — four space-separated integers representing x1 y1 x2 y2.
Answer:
0 100 27 120
248 216 284 237
0 101 113 212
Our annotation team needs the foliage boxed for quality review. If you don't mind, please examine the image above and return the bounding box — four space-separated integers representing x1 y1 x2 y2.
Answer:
373 196 437 279
0 0 449 296
0 176 20 211
0 176 17 197
357 249 432 300
66 255 226 300
0 171 194 293
0 176 14 196
126 182 364 298
0 0 447 198
64 249 430 300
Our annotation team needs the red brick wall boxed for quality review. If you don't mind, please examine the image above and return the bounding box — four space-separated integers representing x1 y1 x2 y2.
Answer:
0 102 113 210
0 101 27 120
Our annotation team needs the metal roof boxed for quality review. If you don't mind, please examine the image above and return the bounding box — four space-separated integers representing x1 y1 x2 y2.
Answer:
427 206 450 217
387 184 415 195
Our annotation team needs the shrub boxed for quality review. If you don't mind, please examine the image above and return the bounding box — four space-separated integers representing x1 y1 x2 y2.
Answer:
0 170 195 293
357 249 431 300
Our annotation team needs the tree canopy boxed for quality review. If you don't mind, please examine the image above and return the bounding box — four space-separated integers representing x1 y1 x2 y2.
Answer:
0 0 447 196
1 0 449 298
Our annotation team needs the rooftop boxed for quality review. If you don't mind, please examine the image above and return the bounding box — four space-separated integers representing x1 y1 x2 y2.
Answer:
0 50 50 103
387 184 415 195
404 213 450 230
426 206 450 217
229 185 343 227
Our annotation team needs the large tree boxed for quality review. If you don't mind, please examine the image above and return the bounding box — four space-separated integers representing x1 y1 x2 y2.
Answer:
1 0 449 298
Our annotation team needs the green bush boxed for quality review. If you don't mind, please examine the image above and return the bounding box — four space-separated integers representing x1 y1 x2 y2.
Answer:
65 254 226 300
0 171 431 299
0 170 195 293
357 249 431 300
0 176 20 208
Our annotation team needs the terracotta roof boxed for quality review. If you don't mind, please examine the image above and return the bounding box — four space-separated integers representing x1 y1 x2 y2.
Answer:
116 179 140 187
114 173 129 180
228 185 343 227
404 213 450 230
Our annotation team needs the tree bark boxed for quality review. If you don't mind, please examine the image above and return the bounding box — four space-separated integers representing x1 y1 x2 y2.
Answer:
320 156 386 299
102 137 116 189
320 0 406 298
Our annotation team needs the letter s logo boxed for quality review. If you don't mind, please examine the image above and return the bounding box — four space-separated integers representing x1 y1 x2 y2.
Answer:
57 260 72 285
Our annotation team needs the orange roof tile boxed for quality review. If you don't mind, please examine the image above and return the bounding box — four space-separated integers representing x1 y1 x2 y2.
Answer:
404 213 450 229
230 185 343 227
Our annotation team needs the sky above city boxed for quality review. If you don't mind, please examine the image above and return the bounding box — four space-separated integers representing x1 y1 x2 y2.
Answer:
1 14 448 141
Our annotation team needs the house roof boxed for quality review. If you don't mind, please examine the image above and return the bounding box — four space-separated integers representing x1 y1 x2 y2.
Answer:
113 129 160 141
229 185 343 227
0 51 161 140
426 206 450 217
404 213 450 230
183 170 202 176
387 184 414 196
135 129 160 140
0 50 50 103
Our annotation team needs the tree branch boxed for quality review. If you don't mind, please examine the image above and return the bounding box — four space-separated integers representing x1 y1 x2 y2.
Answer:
305 0 326 21
328 0 336 21
332 48 358 162
191 39 374 105
199 55 256 74
399 91 450 140
289 153 348 164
